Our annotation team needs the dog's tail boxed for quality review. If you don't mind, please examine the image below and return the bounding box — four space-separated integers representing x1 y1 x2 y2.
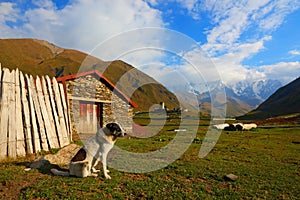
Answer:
51 168 70 176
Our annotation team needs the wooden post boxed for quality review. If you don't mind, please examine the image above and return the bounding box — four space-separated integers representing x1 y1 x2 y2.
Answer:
42 76 60 148
15 69 26 156
53 78 69 147
20 72 33 154
25 74 40 153
66 94 73 142
46 76 63 147
31 76 48 151
0 68 9 159
8 70 16 158
36 76 59 149
59 83 71 140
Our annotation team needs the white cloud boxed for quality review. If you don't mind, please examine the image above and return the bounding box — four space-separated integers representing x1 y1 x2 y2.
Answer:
1 0 165 54
183 36 269 85
258 61 300 84
32 0 55 9
256 0 300 31
201 0 300 56
289 49 300 56
173 0 201 20
151 0 201 20
173 40 299 89
0 2 22 37
145 0 159 7
0 2 17 22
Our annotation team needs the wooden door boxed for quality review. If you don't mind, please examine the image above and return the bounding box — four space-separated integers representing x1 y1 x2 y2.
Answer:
78 103 99 134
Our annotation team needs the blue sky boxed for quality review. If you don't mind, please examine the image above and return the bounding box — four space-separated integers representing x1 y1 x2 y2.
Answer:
0 0 300 89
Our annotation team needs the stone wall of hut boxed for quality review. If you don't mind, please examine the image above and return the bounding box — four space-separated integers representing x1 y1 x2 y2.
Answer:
65 74 134 135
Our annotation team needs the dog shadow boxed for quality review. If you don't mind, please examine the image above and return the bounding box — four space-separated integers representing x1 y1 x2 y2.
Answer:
15 157 68 175
15 157 104 178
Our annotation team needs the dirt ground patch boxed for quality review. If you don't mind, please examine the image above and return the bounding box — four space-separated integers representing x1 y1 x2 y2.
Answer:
0 171 40 200
0 144 81 200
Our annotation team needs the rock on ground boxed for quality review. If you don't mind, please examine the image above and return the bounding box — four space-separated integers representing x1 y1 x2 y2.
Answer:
44 144 81 166
25 144 82 171
224 173 238 181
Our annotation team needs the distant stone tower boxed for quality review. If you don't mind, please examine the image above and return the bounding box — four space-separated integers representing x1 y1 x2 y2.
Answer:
160 102 165 110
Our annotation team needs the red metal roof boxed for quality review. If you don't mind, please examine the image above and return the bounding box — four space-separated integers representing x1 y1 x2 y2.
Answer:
56 70 138 108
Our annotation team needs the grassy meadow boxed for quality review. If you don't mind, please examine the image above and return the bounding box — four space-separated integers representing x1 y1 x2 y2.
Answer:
0 114 299 199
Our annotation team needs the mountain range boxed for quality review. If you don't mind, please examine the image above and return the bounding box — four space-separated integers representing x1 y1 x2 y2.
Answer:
238 77 300 120
175 79 282 117
228 79 283 106
205 79 282 117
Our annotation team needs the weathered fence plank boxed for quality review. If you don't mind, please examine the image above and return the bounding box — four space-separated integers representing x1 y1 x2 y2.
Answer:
66 93 73 142
0 68 10 159
25 74 40 153
36 76 60 149
0 67 4 159
53 78 69 147
31 75 48 151
15 69 26 156
20 72 33 154
8 70 16 158
59 83 71 139
42 76 60 148
46 76 63 147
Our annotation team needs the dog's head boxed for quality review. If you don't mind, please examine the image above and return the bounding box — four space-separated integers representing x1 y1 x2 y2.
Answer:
106 123 126 137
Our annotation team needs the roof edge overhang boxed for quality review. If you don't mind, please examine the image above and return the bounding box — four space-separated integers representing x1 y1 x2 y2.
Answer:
56 70 138 108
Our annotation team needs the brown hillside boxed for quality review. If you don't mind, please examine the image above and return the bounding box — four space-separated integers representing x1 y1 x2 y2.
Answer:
0 38 103 76
0 38 179 111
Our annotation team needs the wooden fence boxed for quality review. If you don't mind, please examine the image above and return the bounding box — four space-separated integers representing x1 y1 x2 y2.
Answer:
0 66 71 160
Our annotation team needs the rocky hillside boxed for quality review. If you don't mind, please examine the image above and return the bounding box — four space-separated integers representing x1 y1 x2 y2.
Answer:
0 38 179 111
238 77 300 120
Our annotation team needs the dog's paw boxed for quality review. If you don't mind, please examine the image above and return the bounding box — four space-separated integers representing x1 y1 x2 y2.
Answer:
92 168 100 173
105 169 110 173
104 174 111 179
90 173 98 177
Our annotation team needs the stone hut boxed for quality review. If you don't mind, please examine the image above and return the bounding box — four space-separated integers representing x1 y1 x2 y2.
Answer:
56 70 137 136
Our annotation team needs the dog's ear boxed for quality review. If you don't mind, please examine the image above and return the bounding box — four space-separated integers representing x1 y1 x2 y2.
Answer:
106 123 121 133
106 123 114 132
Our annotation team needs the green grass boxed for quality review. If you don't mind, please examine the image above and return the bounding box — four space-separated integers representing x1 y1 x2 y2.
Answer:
0 118 299 199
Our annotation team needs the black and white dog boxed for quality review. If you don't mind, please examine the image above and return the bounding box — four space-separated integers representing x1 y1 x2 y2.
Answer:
51 123 126 179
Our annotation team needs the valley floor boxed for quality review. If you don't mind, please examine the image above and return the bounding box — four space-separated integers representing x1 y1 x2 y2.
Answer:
0 118 299 199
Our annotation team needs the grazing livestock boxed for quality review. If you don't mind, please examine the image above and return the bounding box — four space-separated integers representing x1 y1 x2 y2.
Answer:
233 123 244 131
224 124 236 131
213 123 229 130
235 124 243 131
232 123 243 127
242 123 257 130
213 123 257 131
224 123 244 131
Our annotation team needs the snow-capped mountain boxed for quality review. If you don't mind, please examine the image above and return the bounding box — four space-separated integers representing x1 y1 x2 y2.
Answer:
229 79 282 107
174 79 283 117
239 77 300 120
